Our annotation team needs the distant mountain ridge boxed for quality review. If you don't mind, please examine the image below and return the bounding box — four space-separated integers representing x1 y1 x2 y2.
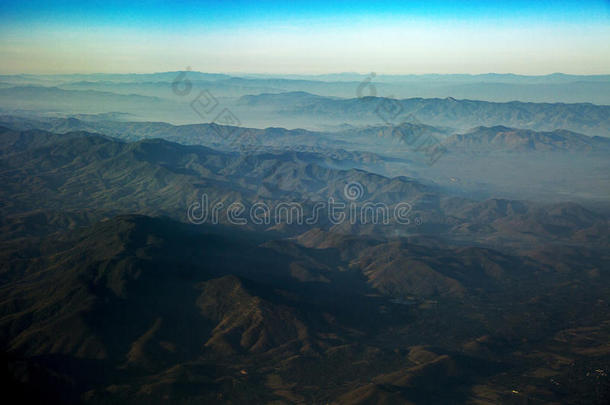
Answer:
441 125 610 153
3 114 608 154
240 92 610 136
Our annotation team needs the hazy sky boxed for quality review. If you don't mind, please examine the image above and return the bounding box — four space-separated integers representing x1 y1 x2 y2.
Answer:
1 0 609 75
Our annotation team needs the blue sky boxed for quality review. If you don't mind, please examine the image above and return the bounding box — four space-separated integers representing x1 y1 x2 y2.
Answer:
1 0 608 74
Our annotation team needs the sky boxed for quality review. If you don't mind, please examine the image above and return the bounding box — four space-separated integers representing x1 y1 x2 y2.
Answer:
0 0 609 75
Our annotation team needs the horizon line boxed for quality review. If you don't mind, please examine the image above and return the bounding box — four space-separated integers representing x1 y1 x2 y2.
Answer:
3 71 610 77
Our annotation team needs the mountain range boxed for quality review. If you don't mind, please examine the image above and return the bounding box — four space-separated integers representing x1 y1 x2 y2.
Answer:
1 73 609 404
